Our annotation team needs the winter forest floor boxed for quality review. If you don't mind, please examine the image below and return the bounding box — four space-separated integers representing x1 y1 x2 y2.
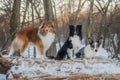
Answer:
1 57 120 80
0 46 120 80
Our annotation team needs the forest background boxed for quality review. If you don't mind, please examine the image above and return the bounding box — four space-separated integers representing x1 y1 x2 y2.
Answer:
0 0 120 58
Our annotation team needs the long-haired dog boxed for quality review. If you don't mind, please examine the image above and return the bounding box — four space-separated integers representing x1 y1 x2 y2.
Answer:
76 37 103 59
55 25 82 60
9 21 55 59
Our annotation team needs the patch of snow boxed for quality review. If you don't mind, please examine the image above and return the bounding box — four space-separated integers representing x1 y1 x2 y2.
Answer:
80 62 120 75
24 44 41 58
2 54 11 58
56 41 64 52
7 72 13 79
96 47 109 58
0 74 6 80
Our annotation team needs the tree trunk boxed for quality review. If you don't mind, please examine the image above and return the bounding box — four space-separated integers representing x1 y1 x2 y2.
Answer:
86 0 94 44
102 14 107 47
9 0 21 56
10 0 21 41
95 0 112 48
43 0 54 21
29 0 36 58
53 0 61 48
43 0 56 57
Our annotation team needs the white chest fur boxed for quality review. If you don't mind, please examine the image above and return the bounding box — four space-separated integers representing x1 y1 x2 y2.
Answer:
70 35 81 53
84 45 96 58
67 35 81 59
39 32 55 53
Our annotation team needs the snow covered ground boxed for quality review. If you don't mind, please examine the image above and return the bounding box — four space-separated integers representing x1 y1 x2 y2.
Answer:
0 74 6 80
5 56 120 79
1 44 120 79
3 46 119 79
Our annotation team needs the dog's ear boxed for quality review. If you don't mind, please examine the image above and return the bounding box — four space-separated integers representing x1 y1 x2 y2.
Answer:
69 25 74 36
40 21 46 29
88 38 93 44
48 20 54 26
42 20 53 25
98 37 103 44
40 21 54 28
76 25 82 29
76 25 82 40
69 25 74 29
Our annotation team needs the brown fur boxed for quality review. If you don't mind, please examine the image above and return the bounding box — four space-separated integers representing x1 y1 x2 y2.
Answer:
10 21 55 57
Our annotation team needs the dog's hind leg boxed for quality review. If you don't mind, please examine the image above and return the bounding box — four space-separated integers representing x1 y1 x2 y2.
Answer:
20 42 28 57
9 37 22 56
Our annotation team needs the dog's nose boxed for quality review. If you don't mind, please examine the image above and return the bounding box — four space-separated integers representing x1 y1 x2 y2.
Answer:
95 50 98 52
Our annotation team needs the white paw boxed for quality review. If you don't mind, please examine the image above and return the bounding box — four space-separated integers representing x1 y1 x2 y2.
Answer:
40 55 48 60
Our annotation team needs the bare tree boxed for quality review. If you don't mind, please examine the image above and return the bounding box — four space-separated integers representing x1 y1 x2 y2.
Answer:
95 0 112 47
32 0 43 25
73 0 86 24
0 0 13 51
43 0 54 21
52 0 62 48
21 0 29 26
9 0 21 55
10 0 21 40
86 0 94 44
107 0 120 58
1 0 21 51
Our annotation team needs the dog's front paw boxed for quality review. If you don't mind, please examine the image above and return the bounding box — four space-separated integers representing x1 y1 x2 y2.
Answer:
40 55 48 60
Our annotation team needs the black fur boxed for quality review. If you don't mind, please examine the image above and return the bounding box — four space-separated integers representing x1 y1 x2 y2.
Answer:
55 25 82 60
55 39 73 60
76 47 85 58
55 25 74 60
76 25 82 40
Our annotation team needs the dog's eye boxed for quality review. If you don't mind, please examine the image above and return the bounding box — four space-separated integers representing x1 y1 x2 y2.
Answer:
45 29 48 32
91 45 94 48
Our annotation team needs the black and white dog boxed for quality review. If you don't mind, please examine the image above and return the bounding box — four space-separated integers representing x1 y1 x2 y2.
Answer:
55 25 82 60
76 37 103 58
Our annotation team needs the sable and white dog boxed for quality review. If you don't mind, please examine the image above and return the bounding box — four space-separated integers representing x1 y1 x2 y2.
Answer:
55 25 82 60
9 21 55 59
76 37 103 58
